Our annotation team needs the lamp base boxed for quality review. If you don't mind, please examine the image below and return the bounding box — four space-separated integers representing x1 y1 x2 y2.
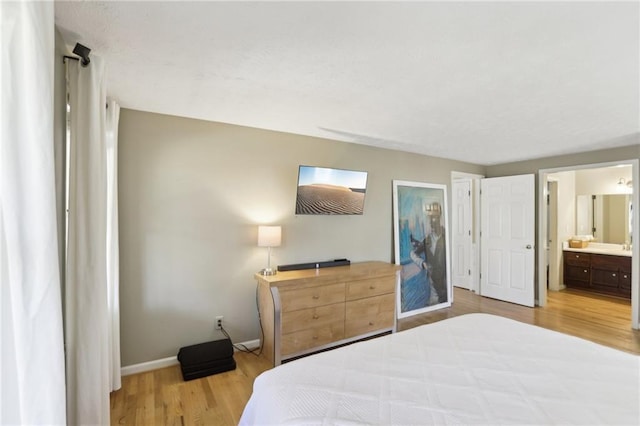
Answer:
260 268 277 276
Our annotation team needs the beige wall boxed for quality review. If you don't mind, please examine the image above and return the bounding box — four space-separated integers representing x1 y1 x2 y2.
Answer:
118 108 484 366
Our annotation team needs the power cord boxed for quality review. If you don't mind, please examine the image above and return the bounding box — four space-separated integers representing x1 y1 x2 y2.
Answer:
218 283 265 357
220 325 263 357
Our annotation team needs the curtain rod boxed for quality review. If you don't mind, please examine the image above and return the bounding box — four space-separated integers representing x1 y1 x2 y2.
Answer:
63 42 91 67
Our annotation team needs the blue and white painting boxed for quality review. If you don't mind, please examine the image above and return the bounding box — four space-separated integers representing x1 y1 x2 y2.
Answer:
393 181 451 318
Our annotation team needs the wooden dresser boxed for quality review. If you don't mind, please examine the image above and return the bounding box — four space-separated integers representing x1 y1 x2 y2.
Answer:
255 261 399 365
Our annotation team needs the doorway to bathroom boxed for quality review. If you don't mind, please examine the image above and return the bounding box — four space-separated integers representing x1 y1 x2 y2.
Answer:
538 159 639 329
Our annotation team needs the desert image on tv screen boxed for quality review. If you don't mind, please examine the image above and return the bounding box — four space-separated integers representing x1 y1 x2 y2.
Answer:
295 166 368 215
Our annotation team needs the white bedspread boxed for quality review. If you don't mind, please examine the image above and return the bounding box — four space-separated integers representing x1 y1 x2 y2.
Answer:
240 313 640 425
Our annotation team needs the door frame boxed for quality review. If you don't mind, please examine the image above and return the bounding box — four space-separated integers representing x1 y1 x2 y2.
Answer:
538 159 639 329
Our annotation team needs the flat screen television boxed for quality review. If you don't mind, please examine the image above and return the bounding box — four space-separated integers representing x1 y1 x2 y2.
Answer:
295 165 368 215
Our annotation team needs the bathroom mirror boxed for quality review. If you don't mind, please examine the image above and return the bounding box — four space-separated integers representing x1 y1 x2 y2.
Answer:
576 194 632 244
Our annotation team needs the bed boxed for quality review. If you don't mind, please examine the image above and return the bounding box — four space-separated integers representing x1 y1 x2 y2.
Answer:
240 313 639 425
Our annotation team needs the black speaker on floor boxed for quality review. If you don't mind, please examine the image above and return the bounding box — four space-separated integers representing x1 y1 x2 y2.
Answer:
177 338 236 381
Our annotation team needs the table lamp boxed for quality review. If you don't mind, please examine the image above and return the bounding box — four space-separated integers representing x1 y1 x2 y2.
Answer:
258 225 281 276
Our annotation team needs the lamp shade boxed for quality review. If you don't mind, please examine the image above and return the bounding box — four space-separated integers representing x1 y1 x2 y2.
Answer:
258 225 282 247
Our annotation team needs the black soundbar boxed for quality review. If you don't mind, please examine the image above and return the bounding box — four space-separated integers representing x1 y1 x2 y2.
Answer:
278 259 350 272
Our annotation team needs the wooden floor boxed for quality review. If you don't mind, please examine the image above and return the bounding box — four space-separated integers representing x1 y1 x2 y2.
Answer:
400 287 640 355
110 351 272 425
110 287 640 425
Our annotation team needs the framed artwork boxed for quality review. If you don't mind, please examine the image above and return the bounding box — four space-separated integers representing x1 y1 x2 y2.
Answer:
393 180 451 318
295 165 368 215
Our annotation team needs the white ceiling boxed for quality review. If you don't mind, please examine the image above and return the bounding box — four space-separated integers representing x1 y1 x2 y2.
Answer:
54 1 639 166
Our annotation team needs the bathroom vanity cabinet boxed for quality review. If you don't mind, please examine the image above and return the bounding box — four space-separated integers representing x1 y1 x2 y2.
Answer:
563 250 631 299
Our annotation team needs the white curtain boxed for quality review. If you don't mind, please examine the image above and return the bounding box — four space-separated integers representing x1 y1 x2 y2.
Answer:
106 99 122 392
0 2 67 425
66 57 120 425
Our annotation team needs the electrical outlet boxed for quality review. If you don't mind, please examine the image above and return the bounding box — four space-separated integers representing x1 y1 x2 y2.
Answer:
215 316 224 330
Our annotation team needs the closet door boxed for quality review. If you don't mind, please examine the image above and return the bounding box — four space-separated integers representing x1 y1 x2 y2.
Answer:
452 180 472 290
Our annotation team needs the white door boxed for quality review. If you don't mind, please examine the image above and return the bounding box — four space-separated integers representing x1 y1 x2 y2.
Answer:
452 180 472 289
481 174 535 307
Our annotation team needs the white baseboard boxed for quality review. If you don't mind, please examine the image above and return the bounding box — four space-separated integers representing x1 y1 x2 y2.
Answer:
121 356 179 376
121 338 261 376
235 339 260 351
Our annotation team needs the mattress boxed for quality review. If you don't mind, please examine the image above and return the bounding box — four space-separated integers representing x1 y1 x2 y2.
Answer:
240 313 640 425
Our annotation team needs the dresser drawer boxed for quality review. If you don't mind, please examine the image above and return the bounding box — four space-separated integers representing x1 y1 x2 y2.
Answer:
281 321 345 355
564 251 590 267
281 303 345 334
280 282 346 312
346 276 395 301
345 293 395 338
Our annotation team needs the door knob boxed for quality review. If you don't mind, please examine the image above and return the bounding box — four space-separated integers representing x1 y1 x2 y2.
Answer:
526 244 532 249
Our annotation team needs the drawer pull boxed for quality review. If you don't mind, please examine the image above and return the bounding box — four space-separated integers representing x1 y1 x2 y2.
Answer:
612 273 616 277
369 321 374 326
312 315 319 320
584 270 588 273
369 285 376 290
576 255 580 258
624 275 628 279
312 335 318 340
312 295 320 300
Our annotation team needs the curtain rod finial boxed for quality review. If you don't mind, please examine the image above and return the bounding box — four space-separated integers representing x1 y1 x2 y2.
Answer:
73 43 91 67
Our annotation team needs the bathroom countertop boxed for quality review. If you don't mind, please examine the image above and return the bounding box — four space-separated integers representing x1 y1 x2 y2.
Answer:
563 244 632 257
